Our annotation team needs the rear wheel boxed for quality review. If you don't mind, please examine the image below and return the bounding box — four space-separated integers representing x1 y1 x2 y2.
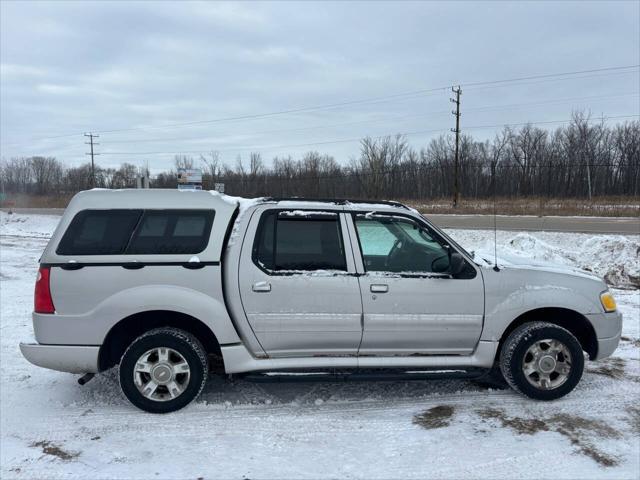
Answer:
500 321 584 401
119 327 207 413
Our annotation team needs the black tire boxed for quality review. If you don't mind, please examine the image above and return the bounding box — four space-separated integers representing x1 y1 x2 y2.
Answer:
500 321 584 401
119 327 208 413
472 364 508 390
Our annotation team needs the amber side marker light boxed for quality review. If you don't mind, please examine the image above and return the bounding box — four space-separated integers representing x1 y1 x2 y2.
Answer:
600 292 617 313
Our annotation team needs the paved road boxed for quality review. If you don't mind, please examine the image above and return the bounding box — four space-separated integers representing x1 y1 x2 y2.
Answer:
427 214 639 235
2 208 638 234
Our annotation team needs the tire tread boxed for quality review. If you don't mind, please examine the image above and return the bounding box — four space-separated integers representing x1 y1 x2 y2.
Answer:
118 327 208 412
500 321 581 400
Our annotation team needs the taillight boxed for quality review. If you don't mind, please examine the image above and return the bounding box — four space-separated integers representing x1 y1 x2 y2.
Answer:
34 266 55 314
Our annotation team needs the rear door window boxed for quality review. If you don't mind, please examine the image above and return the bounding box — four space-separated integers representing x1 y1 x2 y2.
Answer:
253 210 346 271
57 209 142 255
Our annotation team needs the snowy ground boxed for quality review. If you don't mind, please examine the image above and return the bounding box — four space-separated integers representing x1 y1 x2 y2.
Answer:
1 212 639 479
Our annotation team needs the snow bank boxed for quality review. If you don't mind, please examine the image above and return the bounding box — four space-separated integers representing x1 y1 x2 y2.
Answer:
450 229 640 288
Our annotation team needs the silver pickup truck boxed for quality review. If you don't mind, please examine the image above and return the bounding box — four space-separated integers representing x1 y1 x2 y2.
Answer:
20 190 622 413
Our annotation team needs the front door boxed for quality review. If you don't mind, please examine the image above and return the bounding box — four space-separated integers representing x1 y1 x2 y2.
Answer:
238 208 362 357
349 212 484 355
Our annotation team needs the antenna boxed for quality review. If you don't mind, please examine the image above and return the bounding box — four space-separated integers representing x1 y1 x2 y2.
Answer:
492 161 500 272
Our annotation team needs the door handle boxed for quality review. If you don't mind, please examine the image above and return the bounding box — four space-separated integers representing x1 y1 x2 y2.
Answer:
182 263 205 270
123 262 145 270
252 281 271 293
370 284 388 293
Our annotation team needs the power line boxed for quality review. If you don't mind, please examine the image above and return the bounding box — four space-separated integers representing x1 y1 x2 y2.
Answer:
465 91 639 114
85 65 640 136
463 70 638 94
11 91 639 161
5 91 636 162
97 91 639 146
99 114 639 157
93 90 449 136
2 64 637 146
461 65 639 88
17 112 640 160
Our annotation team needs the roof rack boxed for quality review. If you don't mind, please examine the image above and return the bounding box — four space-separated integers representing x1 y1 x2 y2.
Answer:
262 197 410 210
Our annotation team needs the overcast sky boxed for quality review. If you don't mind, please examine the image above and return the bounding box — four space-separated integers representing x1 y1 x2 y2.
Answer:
1 1 639 171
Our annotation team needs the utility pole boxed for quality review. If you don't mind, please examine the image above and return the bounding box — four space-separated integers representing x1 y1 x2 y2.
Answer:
84 133 100 188
450 86 462 208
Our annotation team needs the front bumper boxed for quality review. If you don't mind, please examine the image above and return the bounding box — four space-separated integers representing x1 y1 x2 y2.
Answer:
595 333 622 360
19 343 100 373
586 310 623 360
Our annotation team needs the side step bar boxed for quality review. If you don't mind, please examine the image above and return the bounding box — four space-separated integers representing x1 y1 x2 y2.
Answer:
241 368 487 383
220 341 499 374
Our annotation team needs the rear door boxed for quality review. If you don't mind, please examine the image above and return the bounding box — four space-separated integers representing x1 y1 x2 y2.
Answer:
238 208 362 357
348 212 484 355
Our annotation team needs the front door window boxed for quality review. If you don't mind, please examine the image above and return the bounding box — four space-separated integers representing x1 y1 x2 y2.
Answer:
354 214 450 273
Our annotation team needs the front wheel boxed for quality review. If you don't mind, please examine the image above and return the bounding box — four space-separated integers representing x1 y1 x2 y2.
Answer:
119 327 208 413
500 321 584 401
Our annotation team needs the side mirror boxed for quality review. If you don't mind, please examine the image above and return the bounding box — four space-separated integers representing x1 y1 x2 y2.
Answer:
449 252 465 276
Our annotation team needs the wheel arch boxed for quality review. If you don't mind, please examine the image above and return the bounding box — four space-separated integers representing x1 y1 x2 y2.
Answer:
498 307 598 361
98 310 224 371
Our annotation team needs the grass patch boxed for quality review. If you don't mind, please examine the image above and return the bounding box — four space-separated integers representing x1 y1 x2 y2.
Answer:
620 336 640 348
408 196 640 217
29 440 80 461
587 357 627 380
477 408 621 467
413 405 455 429
627 406 640 434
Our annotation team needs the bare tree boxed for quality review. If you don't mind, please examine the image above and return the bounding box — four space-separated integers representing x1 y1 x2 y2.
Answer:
2 116 638 202
200 151 220 177
31 157 63 194
356 135 408 197
200 151 220 189
174 155 194 170
249 152 263 176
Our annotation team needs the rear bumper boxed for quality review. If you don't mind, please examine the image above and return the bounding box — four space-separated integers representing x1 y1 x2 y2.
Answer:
19 343 100 373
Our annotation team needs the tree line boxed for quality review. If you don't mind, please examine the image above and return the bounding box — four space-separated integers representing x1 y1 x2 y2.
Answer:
2 113 638 201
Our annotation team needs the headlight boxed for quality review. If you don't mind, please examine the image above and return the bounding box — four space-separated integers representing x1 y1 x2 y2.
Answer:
600 291 617 312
